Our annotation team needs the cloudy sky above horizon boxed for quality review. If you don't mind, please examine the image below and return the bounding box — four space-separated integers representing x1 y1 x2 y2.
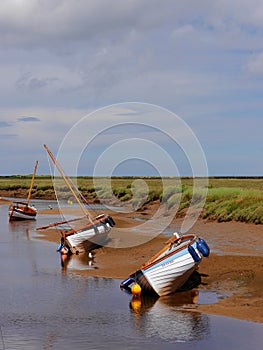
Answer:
0 0 263 176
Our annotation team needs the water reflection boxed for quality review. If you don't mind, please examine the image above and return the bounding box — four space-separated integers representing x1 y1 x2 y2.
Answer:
60 252 96 272
8 221 35 240
129 291 210 342
1 201 263 349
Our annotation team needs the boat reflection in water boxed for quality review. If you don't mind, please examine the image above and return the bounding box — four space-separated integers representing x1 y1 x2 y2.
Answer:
60 251 96 272
8 221 36 240
129 290 210 342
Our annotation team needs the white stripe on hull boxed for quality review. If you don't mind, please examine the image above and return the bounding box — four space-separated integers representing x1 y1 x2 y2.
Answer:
142 249 200 296
66 223 111 253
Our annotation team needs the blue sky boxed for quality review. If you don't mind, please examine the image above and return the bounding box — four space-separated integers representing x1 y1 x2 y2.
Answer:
0 0 263 176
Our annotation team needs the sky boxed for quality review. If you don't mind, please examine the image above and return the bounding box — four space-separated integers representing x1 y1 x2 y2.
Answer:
0 0 263 176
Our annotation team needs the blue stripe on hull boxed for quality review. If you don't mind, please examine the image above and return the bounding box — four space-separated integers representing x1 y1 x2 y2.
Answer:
144 244 197 273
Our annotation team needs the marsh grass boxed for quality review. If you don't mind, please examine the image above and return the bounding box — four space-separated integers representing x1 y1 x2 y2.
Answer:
0 176 263 223
203 187 263 223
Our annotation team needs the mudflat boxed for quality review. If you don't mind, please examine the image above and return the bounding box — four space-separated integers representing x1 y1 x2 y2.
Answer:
35 203 263 323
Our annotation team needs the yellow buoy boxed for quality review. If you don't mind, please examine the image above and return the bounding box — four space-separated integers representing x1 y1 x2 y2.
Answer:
191 289 199 304
131 282 142 297
60 246 69 255
130 296 141 313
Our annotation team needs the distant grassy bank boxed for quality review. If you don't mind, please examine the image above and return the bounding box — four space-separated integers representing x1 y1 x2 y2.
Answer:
1 176 263 224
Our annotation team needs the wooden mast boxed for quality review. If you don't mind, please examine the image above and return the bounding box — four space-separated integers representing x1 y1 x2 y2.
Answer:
43 144 93 223
26 160 38 204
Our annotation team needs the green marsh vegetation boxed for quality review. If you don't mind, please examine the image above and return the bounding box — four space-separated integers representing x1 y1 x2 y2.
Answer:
0 175 263 224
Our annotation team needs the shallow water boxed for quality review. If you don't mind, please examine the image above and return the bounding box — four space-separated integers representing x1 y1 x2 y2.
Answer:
0 200 262 349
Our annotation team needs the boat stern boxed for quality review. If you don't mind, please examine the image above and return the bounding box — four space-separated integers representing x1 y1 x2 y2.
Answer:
120 270 158 296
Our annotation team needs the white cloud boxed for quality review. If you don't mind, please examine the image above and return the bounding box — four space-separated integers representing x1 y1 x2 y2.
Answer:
171 25 195 40
245 52 263 75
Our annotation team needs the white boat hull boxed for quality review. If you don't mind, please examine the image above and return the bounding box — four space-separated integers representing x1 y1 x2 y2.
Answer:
9 204 37 221
142 244 200 296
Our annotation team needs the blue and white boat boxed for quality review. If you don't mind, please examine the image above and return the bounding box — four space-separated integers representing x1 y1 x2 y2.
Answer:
120 233 209 297
40 144 115 254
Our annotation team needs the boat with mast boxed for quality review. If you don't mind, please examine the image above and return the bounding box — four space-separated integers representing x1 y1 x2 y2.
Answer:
9 160 38 221
39 144 115 254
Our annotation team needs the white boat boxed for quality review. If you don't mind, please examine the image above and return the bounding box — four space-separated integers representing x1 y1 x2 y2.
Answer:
120 233 209 297
9 161 38 221
40 144 115 254
9 202 37 220
57 213 115 254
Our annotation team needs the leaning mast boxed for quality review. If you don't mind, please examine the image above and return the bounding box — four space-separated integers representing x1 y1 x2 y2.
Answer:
43 144 93 224
26 160 38 204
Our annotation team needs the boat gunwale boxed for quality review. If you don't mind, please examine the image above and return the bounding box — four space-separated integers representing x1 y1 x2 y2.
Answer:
141 234 198 271
11 207 37 214
9 201 35 206
62 216 110 237
9 202 37 213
